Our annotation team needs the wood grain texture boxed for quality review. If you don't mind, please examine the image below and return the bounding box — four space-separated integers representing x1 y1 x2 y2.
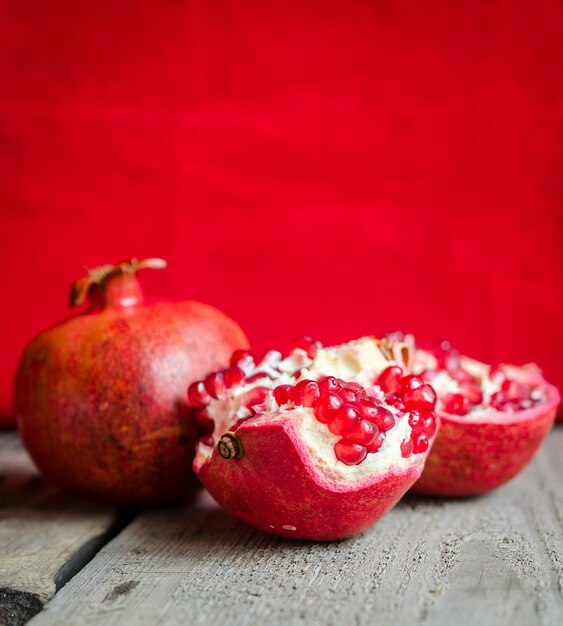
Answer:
0 432 122 623
30 428 563 626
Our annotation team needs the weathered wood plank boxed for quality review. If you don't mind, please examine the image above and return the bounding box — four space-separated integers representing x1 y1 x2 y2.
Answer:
0 432 125 625
31 428 563 626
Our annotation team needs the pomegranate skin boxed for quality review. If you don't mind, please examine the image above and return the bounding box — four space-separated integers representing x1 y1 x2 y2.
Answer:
412 381 559 497
15 262 248 505
198 414 429 541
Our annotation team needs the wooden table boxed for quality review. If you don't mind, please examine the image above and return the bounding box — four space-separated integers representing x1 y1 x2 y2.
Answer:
1 428 562 626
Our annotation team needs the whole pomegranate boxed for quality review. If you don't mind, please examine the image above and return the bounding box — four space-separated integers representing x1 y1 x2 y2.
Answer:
15 258 249 505
387 335 560 496
189 337 438 541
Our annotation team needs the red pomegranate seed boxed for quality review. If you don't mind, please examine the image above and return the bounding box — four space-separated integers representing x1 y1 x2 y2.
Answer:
366 434 384 453
490 391 509 410
345 419 378 446
224 365 245 388
403 383 437 413
412 433 429 454
244 386 270 416
187 381 210 407
501 379 525 401
199 434 214 447
489 365 506 385
385 394 405 412
442 393 470 416
230 349 255 374
292 379 321 407
359 400 395 431
291 336 321 359
334 440 367 465
449 368 475 384
459 382 483 405
204 372 226 399
423 412 437 436
318 376 341 393
246 372 270 384
313 392 343 424
400 438 413 458
375 365 403 393
337 387 358 403
407 410 425 435
260 350 282 368
273 384 293 406
328 405 361 436
397 375 424 397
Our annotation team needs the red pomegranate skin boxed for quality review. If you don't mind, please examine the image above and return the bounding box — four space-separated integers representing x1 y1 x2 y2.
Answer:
198 413 429 541
15 264 249 505
412 382 559 497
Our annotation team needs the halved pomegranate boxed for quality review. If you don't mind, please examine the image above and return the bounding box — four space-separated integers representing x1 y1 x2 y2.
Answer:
190 337 438 541
386 335 560 497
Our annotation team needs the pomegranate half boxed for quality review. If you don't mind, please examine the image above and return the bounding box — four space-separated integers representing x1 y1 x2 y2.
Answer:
190 337 438 541
395 335 560 497
15 258 248 505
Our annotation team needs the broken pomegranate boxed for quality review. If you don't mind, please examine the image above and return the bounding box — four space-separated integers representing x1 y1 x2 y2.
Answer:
190 337 437 541
15 258 249 505
384 335 560 497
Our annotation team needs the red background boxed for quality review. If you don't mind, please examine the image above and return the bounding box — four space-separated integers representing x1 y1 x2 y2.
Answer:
1 0 562 424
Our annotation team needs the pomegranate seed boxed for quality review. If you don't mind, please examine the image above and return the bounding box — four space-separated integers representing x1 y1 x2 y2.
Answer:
489 365 506 385
291 336 321 359
244 386 269 416
337 387 358 403
246 372 270 384
385 394 405 412
359 400 395 431
334 440 367 465
260 350 282 368
292 379 321 407
442 393 470 416
224 365 245 388
366 434 384 453
230 349 255 374
449 368 475 384
346 419 378 446
313 392 343 424
397 375 424 396
204 372 226 399
375 366 403 393
199 434 214 447
412 433 429 454
328 405 361 436
423 412 437 436
187 381 210 407
273 384 293 406
318 376 341 393
490 391 508 410
407 410 424 435
400 438 414 458
403 383 437 413
459 382 483 405
501 379 525 401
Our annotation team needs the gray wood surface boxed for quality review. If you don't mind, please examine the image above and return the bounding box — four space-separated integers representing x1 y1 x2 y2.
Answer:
29 428 563 626
0 432 122 625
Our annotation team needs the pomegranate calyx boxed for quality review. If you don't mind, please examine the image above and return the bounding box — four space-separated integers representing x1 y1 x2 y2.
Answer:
69 257 167 308
217 432 244 460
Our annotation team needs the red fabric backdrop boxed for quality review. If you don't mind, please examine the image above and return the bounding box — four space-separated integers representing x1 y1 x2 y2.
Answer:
1 0 562 424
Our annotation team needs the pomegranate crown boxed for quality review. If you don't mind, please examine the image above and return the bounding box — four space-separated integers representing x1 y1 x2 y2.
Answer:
69 257 167 307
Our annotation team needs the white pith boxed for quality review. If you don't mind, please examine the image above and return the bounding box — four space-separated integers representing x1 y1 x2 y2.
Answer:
194 337 421 476
407 336 547 421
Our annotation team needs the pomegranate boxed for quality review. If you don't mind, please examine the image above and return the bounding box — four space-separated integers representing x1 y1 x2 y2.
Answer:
15 258 249 505
384 335 560 496
190 337 438 541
